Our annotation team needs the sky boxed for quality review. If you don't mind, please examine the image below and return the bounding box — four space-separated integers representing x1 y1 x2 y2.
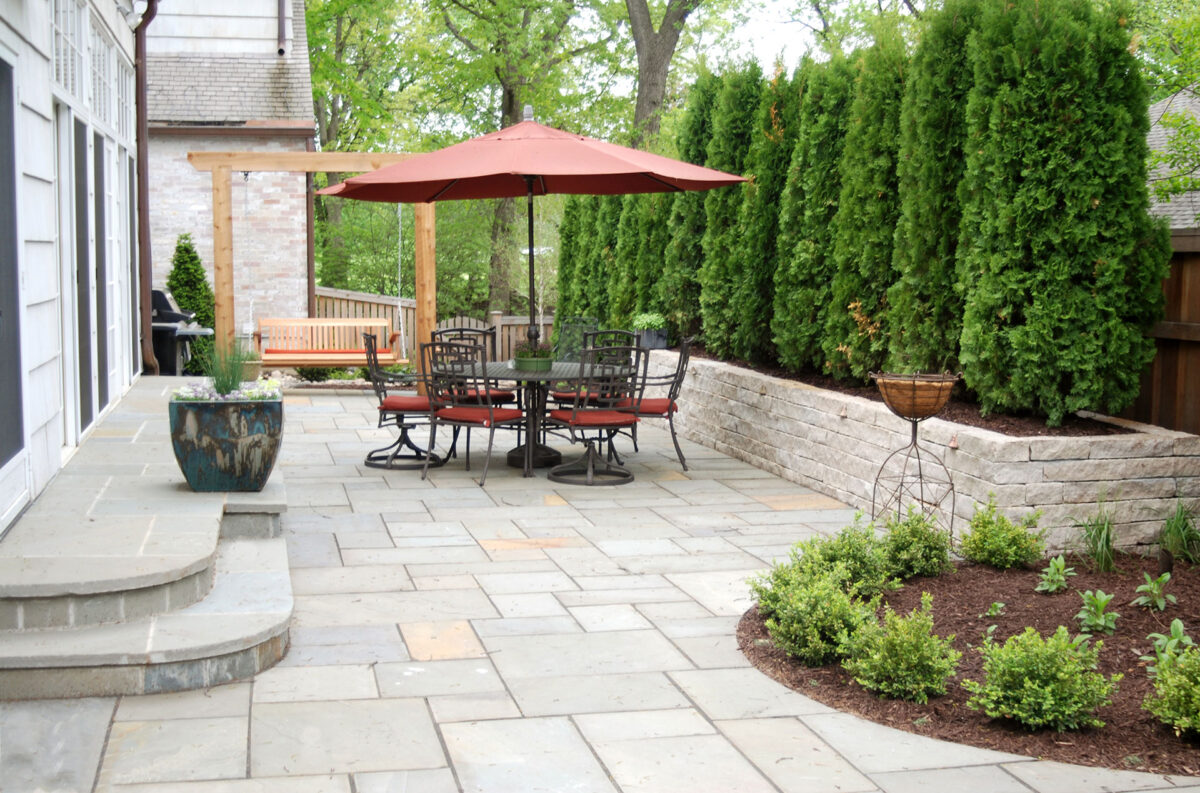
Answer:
725 0 812 72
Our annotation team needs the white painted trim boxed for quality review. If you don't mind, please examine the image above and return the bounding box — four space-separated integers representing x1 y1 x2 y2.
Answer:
56 101 80 451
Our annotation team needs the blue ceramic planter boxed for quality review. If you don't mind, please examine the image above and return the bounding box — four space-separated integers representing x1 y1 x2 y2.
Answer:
169 399 283 492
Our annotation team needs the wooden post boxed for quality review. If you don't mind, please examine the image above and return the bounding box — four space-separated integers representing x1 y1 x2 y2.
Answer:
211 165 235 352
413 203 437 377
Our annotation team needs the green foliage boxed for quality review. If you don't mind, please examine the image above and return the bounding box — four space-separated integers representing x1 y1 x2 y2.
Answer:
698 61 763 358
196 339 260 396
761 564 877 666
555 196 584 322
1132 572 1176 612
661 72 722 339
886 0 982 373
1160 502 1200 564
166 233 216 376
609 195 644 329
632 192 670 316
982 601 1005 618
772 55 855 372
1076 590 1119 635
1035 555 1076 594
822 22 908 380
882 508 953 580
1077 507 1117 572
1143 646 1200 736
842 592 962 704
956 0 1172 424
728 64 800 363
960 497 1044 569
586 195 623 323
630 312 666 331
295 367 337 383
1141 619 1196 679
963 626 1121 731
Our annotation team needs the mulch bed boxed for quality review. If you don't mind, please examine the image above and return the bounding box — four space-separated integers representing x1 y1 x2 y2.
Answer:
688 346 1130 437
737 553 1200 776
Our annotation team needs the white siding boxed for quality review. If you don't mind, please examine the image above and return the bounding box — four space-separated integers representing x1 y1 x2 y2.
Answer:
147 0 291 55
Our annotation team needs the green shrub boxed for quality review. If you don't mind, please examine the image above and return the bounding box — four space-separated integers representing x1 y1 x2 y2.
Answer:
1143 647 1200 736
1076 506 1116 572
1075 589 1119 635
1160 502 1200 564
960 497 1044 569
1034 555 1076 594
963 626 1121 731
295 366 336 382
882 508 953 580
166 232 216 375
842 592 962 703
1141 619 1196 680
762 564 877 666
1132 572 1176 612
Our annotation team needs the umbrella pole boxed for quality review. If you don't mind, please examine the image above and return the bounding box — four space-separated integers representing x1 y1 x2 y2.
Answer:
525 176 538 346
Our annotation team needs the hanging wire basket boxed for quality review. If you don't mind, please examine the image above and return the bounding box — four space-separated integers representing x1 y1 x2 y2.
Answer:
869 372 960 421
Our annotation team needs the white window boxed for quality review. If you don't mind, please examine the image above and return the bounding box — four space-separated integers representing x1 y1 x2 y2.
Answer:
89 19 114 128
52 0 86 101
116 58 133 142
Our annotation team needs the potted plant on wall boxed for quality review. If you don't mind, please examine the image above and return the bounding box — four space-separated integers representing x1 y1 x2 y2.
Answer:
512 339 554 372
169 340 283 492
631 312 669 350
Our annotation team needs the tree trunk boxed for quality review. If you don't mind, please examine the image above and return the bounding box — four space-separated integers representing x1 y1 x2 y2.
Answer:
626 0 700 147
487 87 526 311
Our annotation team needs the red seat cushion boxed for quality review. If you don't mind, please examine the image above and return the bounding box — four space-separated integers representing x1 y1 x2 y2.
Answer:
548 409 639 428
461 388 517 404
264 347 388 355
436 406 524 428
381 395 432 412
635 398 677 416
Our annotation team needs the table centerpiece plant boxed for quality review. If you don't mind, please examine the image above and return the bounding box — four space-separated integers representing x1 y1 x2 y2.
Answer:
512 339 555 372
169 339 284 492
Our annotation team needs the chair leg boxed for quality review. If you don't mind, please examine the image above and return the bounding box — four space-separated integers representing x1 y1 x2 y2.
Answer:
421 420 439 480
547 439 635 486
667 414 687 471
477 427 495 486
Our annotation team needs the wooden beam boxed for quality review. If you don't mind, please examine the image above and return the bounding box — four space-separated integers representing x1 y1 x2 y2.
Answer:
212 165 235 352
1150 321 1200 343
414 203 437 383
188 151 413 173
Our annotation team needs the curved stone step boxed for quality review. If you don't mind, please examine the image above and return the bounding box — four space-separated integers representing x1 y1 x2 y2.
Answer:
0 538 292 699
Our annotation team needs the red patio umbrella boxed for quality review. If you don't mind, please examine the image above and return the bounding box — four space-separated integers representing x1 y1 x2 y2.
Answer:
319 108 746 345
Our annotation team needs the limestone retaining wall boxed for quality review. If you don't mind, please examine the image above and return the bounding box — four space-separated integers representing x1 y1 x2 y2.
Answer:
650 352 1200 550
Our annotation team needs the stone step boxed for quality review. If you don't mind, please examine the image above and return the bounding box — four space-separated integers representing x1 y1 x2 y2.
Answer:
0 537 292 699
0 479 285 631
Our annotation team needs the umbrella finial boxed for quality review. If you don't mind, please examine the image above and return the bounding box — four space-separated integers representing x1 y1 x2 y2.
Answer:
523 105 534 123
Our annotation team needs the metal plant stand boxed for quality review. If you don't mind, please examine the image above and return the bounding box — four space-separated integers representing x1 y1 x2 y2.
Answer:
870 372 960 536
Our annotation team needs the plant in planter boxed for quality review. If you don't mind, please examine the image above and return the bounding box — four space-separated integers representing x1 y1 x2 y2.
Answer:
631 311 668 350
512 340 554 372
169 340 283 492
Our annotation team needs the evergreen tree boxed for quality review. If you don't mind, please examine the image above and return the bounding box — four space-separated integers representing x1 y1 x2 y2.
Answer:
886 0 982 373
772 56 856 372
660 71 722 338
582 195 622 322
166 233 216 375
729 63 801 363
822 23 908 381
634 191 671 315
698 61 763 358
609 194 643 327
555 195 583 326
566 196 599 321
957 0 1171 424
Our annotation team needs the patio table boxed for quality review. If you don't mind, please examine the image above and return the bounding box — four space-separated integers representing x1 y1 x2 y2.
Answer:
484 360 585 476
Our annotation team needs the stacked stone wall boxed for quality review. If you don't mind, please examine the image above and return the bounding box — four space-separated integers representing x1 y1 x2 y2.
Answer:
650 352 1200 551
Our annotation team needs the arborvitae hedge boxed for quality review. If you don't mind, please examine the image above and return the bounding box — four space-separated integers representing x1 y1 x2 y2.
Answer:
886 0 982 373
698 61 763 358
634 192 670 316
609 194 643 328
772 56 855 372
823 24 908 380
554 196 583 327
569 196 600 320
661 71 723 338
586 195 622 322
957 0 1170 424
729 65 801 363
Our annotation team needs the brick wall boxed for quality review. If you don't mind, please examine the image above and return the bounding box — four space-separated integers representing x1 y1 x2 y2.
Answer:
652 352 1200 551
149 134 308 332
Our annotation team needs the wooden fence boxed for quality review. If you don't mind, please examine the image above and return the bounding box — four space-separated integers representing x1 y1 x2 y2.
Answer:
1123 236 1200 436
313 286 552 362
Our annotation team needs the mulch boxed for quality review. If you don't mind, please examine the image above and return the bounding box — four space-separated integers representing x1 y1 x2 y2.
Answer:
737 553 1200 776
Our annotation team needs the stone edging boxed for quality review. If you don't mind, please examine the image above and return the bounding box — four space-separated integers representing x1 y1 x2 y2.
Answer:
650 352 1200 550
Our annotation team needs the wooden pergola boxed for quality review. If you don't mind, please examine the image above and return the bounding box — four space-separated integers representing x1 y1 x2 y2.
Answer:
187 150 436 354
